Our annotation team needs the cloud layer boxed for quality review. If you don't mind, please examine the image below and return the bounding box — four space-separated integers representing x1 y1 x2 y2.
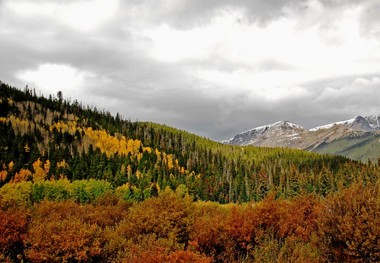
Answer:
1 0 380 140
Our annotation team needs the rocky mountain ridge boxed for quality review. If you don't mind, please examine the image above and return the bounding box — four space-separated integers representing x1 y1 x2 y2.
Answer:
224 115 380 161
310 115 379 132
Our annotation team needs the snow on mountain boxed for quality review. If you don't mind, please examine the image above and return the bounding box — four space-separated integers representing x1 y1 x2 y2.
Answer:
224 121 305 146
365 115 380 130
309 117 356 131
223 114 380 160
310 116 373 132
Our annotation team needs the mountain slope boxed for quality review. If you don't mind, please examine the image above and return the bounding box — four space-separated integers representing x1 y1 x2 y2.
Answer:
223 121 306 147
225 115 380 162
365 115 380 129
312 131 380 161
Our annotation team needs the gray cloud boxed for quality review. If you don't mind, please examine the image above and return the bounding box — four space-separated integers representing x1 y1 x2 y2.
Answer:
118 0 303 29
319 0 380 37
257 59 294 72
1 0 380 141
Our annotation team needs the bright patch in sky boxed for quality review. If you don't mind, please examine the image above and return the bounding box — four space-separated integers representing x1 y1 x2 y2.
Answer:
57 0 118 31
17 64 93 95
6 0 118 31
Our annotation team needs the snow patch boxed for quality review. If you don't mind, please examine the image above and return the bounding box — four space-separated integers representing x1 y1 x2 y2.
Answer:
310 116 358 131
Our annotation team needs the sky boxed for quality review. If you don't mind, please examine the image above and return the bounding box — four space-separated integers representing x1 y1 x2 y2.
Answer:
1 0 380 140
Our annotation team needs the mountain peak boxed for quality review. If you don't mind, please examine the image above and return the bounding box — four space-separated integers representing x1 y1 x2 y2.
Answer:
365 115 380 130
272 121 305 130
223 114 380 161
310 115 373 132
223 120 305 146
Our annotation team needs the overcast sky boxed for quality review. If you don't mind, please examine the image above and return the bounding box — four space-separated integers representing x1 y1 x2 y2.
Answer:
1 0 380 140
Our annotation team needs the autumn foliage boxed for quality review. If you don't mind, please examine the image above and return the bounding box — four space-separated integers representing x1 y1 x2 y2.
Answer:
2 80 380 262
319 183 380 262
1 183 379 262
0 209 30 262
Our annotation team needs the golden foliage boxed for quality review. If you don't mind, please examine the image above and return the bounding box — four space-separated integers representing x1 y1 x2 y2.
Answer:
32 159 47 181
84 127 142 157
12 169 32 183
0 171 7 182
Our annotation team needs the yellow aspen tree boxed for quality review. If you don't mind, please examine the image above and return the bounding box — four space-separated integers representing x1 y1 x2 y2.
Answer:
127 139 134 154
32 158 46 181
137 153 142 162
56 160 69 169
167 154 174 170
133 140 141 155
119 138 127 155
143 147 152 154
155 149 161 162
8 161 14 172
136 170 142 179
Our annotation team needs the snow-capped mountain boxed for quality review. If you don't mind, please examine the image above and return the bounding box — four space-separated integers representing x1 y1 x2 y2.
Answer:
224 121 306 147
223 115 380 161
365 115 380 130
310 115 376 132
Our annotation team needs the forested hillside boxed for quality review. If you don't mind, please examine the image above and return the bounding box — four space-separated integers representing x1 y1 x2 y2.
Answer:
1 82 380 262
1 83 379 203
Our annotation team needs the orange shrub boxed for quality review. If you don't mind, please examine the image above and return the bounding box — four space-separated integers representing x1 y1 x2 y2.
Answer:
277 194 323 241
116 187 193 244
189 202 230 261
24 201 103 262
111 234 170 263
319 183 380 262
0 208 30 261
166 250 213 263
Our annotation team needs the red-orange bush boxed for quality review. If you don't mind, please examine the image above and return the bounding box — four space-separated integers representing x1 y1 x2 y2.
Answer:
277 194 323 241
189 202 230 261
223 196 288 261
111 234 171 263
0 208 30 261
319 183 380 262
113 235 213 263
166 250 213 263
116 188 193 244
24 201 103 262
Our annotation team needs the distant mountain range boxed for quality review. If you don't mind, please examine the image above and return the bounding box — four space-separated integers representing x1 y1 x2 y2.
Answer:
223 115 380 162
